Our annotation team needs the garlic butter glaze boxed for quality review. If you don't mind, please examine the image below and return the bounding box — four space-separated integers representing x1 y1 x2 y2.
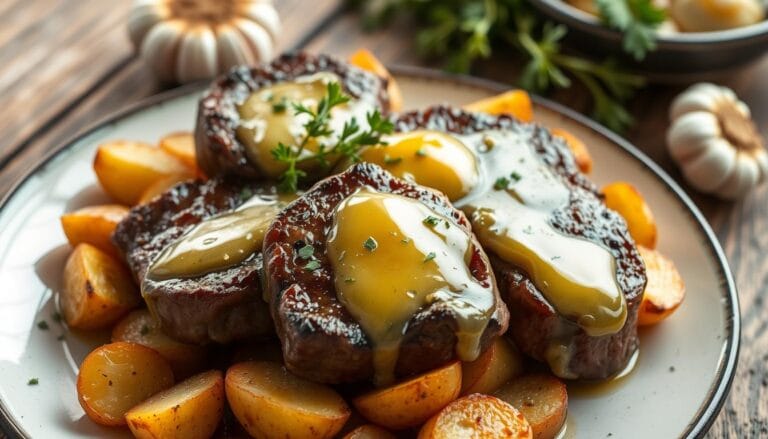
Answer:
146 194 292 281
236 72 378 178
326 189 496 385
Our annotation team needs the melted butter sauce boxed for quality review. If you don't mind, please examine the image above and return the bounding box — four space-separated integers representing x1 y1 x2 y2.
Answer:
358 130 480 201
236 72 377 178
326 189 495 386
454 130 626 340
567 348 639 398
146 194 293 281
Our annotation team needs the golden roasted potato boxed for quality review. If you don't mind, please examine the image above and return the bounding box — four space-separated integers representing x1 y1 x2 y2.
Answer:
60 204 129 257
225 361 350 439
61 243 140 330
462 337 524 396
159 131 199 172
349 49 403 112
137 173 194 205
93 140 190 205
126 370 224 439
112 309 208 379
343 424 397 439
550 128 593 174
494 374 568 439
464 90 534 122
353 361 462 430
602 181 658 249
637 246 686 326
77 341 174 426
418 393 532 439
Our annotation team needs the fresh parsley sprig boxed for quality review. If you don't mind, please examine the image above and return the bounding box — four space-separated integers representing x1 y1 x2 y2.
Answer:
596 0 667 61
270 82 394 193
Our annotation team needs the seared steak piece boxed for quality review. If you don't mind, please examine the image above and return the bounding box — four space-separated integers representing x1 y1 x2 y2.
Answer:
112 178 274 345
195 52 391 180
263 163 509 384
394 106 646 380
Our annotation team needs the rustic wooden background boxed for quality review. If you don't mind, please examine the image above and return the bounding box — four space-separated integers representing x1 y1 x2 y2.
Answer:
0 0 766 437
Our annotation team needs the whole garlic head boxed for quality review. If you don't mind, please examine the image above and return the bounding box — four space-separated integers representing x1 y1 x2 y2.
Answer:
128 0 280 84
670 0 765 32
667 83 768 199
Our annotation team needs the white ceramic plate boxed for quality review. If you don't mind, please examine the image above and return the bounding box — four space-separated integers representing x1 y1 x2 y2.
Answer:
0 68 738 439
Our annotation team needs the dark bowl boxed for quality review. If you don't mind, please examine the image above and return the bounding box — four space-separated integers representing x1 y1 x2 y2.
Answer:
529 0 768 82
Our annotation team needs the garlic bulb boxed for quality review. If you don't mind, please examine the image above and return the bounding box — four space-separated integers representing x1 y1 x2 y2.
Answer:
670 0 765 32
128 0 280 84
667 83 768 199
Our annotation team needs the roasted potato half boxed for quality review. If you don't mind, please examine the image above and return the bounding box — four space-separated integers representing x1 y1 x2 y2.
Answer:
602 181 658 249
464 90 534 122
159 131 199 173
77 341 174 426
349 49 403 112
353 361 462 430
126 370 224 439
637 246 686 326
225 361 350 439
61 243 140 329
60 204 129 257
494 374 568 439
343 424 397 439
462 337 524 396
418 393 532 439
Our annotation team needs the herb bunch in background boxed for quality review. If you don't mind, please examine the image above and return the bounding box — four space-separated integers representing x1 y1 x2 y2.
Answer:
596 0 667 61
354 0 646 132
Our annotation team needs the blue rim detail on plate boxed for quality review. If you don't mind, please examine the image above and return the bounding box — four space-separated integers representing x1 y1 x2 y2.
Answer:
0 66 740 439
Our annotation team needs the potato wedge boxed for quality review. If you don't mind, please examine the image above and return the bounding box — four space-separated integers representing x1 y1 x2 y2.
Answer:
61 243 140 329
344 424 397 439
602 182 658 249
418 393 532 439
494 374 567 439
112 309 208 379
464 90 534 122
550 128 593 174
637 246 685 326
462 337 524 396
126 370 224 439
93 140 190 205
137 173 194 205
77 341 174 426
60 204 129 257
225 361 350 439
159 131 199 172
353 361 462 430
349 49 403 112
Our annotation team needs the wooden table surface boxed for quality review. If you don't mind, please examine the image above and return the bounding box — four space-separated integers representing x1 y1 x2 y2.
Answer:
1 1 766 437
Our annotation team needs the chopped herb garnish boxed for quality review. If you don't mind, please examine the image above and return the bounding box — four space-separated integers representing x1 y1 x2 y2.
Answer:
383 155 402 165
297 244 315 260
344 277 356 283
37 320 49 330
140 325 150 336
305 260 322 271
363 237 378 251
415 148 427 157
493 177 510 190
422 216 441 227
423 252 436 263
551 256 561 261
272 98 288 113
510 171 522 182
27 378 38 386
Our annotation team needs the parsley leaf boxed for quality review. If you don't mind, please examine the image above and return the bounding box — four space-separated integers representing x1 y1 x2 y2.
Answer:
423 252 436 263
596 0 666 61
494 177 509 190
27 378 38 386
297 244 315 260
422 216 441 227
363 237 378 251
305 260 322 271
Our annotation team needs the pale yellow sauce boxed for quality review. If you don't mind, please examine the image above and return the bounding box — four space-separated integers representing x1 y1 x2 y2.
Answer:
358 130 480 201
326 189 495 385
146 194 292 281
236 72 377 178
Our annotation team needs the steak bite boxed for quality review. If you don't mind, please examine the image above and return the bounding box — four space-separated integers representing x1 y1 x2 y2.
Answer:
263 163 509 385
387 106 646 380
112 178 281 345
195 52 391 181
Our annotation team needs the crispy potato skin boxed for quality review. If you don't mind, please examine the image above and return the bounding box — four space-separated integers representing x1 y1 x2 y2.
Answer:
602 182 658 249
462 338 524 396
637 246 686 326
225 361 350 439
60 204 129 257
464 90 534 122
418 393 532 439
343 424 397 439
550 128 593 174
61 243 140 329
126 370 224 439
93 140 191 205
353 361 462 430
349 49 403 112
77 342 174 426
495 374 568 439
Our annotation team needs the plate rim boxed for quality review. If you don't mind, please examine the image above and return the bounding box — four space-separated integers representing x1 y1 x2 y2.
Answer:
0 66 740 439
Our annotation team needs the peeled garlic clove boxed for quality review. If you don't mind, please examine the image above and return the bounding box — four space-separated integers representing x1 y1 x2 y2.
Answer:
232 18 274 63
176 26 219 84
140 20 186 83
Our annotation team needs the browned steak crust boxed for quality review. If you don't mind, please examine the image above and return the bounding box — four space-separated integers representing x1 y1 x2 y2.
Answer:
112 178 274 345
195 52 391 180
394 106 646 379
263 162 509 384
